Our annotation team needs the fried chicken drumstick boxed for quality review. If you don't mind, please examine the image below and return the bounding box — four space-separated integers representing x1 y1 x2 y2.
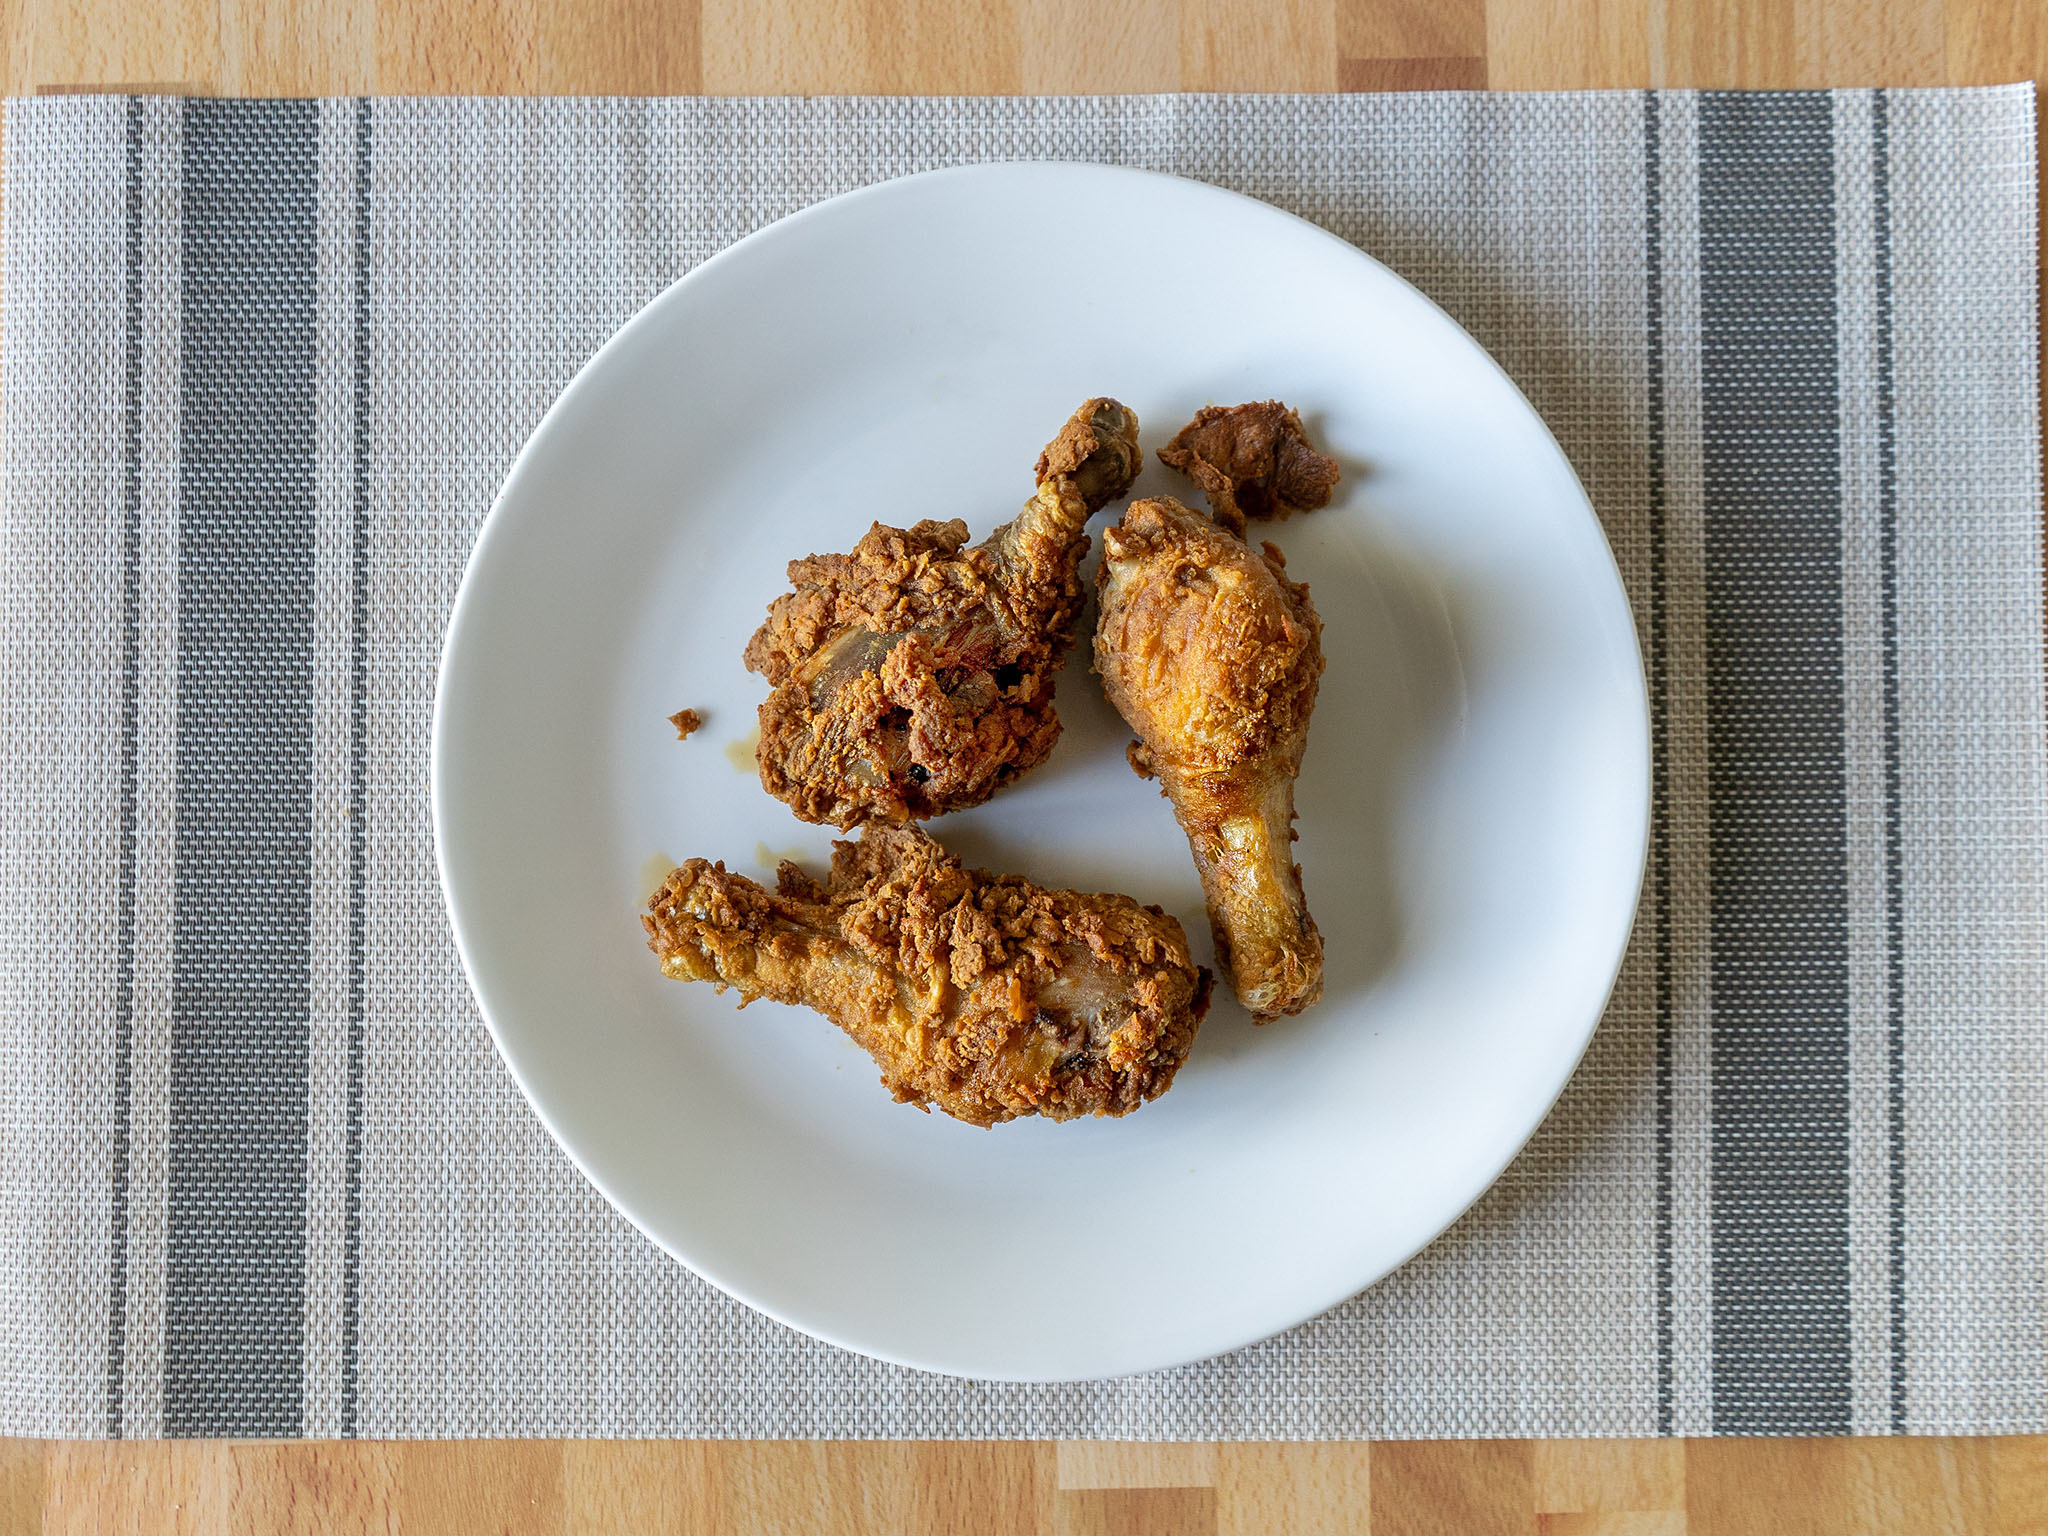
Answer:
745 399 1143 828
644 824 1210 1126
1095 496 1326 1022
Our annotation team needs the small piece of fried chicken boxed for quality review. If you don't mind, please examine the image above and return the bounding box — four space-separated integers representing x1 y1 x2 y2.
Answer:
745 399 1143 828
1158 400 1340 537
643 824 1211 1126
1095 495 1326 1022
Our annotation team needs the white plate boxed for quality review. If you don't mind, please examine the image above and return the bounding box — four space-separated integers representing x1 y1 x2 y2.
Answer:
433 162 1649 1382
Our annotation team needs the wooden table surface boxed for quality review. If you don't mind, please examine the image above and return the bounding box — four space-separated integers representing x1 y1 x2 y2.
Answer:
2 0 2043 1530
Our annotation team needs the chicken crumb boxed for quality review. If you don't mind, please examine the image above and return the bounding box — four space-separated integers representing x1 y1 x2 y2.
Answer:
1158 400 1340 537
668 708 703 741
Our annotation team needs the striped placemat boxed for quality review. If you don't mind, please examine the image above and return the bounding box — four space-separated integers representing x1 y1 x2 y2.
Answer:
0 88 2040 1439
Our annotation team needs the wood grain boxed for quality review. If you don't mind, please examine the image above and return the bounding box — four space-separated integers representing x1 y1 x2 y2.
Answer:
1372 1440 1535 1536
18 1436 2029 1530
1533 1440 1685 1515
0 0 2041 1529
13 0 2037 93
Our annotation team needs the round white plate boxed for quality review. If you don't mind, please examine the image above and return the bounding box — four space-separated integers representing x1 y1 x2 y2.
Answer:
433 162 1649 1382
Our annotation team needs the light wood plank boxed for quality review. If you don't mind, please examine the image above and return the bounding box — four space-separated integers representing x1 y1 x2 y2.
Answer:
1842 1438 1996 1536
1485 0 1649 88
375 0 540 93
1998 1435 2048 1536
701 0 1019 93
530 0 700 94
1372 1440 1535 1536
41 1442 212 1536
1179 0 1337 90
1533 1440 1685 1514
1660 0 1804 86
1948 0 2048 82
1539 1515 1688 1536
1018 0 1179 93
1657 0 1943 87
16 1434 2048 1532
1687 1438 1855 1536
1214 1443 1370 1536
1797 0 1947 84
561 1441 721 1534
1339 56 1488 90
713 1441 1053 1535
1338 0 1485 60
389 1441 565 1536
897 1441 1054 1536
1055 1487 1217 1536
1057 1441 1219 1489
0 1439 44 1536
380 0 701 93
217 0 373 94
214 1443 399 1536
14 0 215 93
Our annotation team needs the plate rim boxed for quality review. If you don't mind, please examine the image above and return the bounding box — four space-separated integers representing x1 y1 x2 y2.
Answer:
430 158 1654 1382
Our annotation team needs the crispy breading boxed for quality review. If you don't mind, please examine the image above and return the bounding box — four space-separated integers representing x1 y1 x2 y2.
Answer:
1158 400 1340 537
744 400 1142 827
1095 495 1326 1022
644 824 1211 1125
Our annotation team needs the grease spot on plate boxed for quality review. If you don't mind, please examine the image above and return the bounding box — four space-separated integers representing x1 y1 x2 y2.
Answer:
639 851 679 901
724 725 761 774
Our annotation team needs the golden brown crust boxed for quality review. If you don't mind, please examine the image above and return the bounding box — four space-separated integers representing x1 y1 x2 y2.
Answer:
1098 500 1322 775
643 824 1210 1125
1095 496 1326 1022
744 400 1141 828
668 708 702 741
1158 400 1340 537
1034 397 1145 507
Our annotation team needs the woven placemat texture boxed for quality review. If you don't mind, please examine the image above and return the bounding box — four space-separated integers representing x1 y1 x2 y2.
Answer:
0 88 2040 1440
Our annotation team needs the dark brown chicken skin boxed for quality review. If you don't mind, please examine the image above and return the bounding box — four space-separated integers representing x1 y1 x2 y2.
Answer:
1094 496 1325 1022
1158 400 1340 537
644 824 1210 1126
745 399 1143 828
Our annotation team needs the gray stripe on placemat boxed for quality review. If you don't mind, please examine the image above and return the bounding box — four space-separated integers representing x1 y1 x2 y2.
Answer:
341 94 371 1441
1831 87 1900 1436
105 93 144 1442
300 94 364 1441
1643 87 1675 1438
1698 91 1853 1434
1868 88 1909 1436
165 98 319 1438
108 95 187 1440
1648 89 1714 1438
